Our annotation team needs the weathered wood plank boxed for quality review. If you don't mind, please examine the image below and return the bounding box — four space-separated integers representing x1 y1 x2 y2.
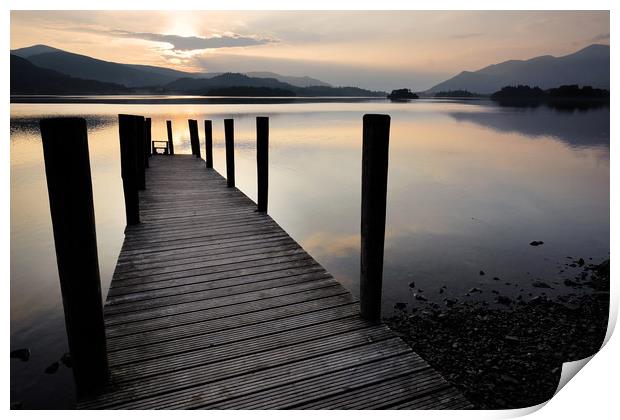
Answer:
105 286 351 338
110 313 372 382
107 298 360 352
105 270 333 315
85 326 396 408
83 339 412 409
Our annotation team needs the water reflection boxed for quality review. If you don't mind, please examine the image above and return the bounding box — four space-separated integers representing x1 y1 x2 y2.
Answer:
10 99 609 408
448 104 610 148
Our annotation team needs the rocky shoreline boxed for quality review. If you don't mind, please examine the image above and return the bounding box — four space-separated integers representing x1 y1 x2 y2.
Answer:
385 260 610 409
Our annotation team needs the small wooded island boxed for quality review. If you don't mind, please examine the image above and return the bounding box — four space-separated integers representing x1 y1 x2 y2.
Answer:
491 84 609 104
387 88 419 100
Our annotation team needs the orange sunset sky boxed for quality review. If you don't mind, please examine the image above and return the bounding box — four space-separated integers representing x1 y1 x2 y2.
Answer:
10 10 610 90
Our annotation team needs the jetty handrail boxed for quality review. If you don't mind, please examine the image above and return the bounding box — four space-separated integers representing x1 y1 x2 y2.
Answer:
151 140 169 155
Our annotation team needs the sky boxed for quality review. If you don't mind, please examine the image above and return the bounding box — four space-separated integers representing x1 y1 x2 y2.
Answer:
10 10 610 91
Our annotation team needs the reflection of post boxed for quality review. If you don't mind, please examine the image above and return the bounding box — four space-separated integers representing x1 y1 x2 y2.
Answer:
118 114 140 225
204 120 213 168
166 120 175 155
256 116 269 213
224 119 235 188
39 117 109 394
135 115 146 190
189 119 201 158
360 114 391 321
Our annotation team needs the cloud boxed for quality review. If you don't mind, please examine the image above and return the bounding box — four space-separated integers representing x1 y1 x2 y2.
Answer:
110 30 275 51
449 32 484 40
590 32 610 42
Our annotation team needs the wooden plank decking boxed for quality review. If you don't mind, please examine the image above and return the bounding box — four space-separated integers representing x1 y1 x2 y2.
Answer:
78 154 471 409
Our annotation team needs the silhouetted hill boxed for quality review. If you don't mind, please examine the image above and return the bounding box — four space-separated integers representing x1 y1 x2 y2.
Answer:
169 73 384 97
10 44 379 96
11 44 62 57
166 73 295 92
245 72 331 87
124 63 197 80
10 44 333 88
205 86 296 96
428 44 609 94
10 55 131 95
18 50 180 87
295 85 385 97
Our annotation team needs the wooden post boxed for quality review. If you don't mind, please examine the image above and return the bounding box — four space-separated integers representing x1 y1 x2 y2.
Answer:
188 119 201 158
135 115 146 189
256 116 269 213
118 114 140 225
144 118 151 168
360 114 391 321
224 119 235 188
188 119 195 155
39 117 109 394
204 120 213 169
166 120 175 155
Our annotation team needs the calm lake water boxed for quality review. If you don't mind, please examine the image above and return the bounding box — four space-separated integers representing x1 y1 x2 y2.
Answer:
10 98 609 408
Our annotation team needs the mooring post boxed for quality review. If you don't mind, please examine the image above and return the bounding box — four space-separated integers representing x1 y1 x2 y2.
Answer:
188 119 201 158
135 115 146 189
224 118 235 188
166 120 175 155
118 114 140 225
39 117 109 394
204 120 213 168
360 114 391 320
256 116 269 213
144 118 151 168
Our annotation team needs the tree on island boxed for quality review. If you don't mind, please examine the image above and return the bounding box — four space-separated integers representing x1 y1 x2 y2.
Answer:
490 84 609 111
387 88 419 100
546 85 609 99
434 90 479 98
490 85 546 100
491 84 609 101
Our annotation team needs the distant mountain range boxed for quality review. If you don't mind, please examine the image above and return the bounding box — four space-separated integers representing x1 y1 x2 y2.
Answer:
10 54 131 94
427 44 609 94
11 44 331 89
10 43 610 98
159 72 379 97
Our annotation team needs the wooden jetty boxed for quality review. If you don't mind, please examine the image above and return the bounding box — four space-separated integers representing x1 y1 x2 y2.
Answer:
39 115 472 410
